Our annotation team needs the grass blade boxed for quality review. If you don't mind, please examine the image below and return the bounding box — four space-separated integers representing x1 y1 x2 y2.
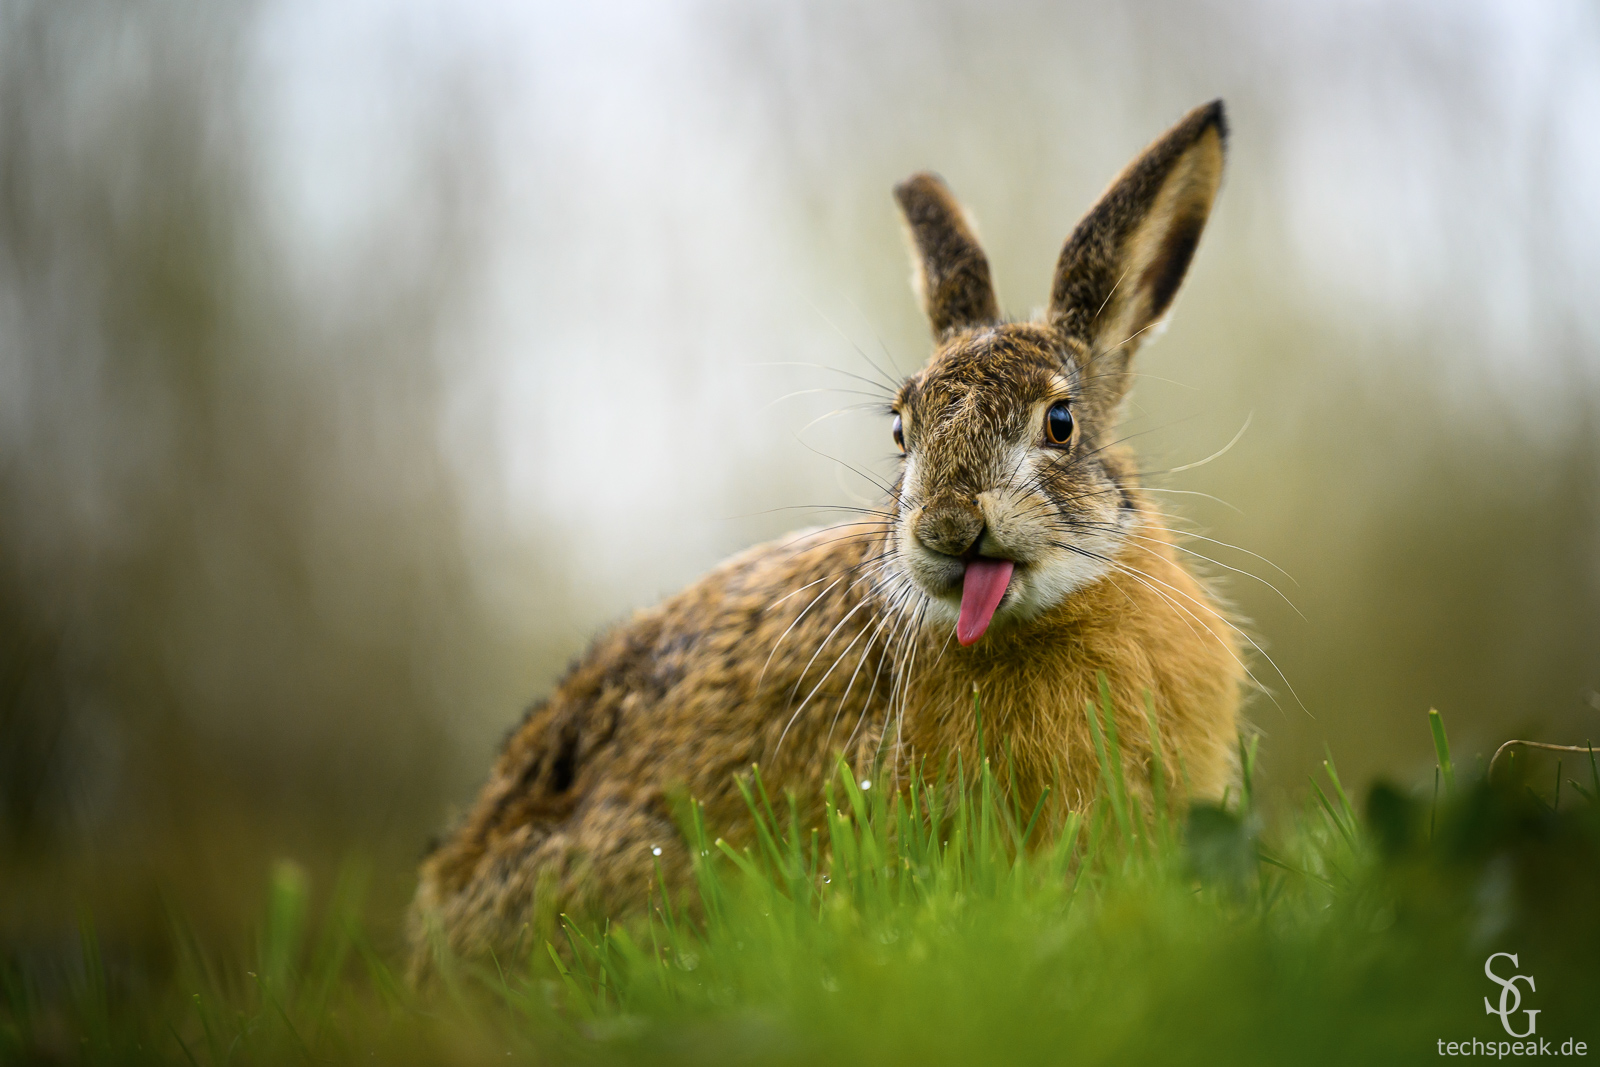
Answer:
1429 708 1455 794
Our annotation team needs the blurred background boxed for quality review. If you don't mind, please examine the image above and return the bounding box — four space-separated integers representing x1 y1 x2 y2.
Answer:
3 0 1598 960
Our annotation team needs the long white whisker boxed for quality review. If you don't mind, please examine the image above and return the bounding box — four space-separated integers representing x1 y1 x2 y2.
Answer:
1069 520 1305 619
775 593 883 751
757 575 845 695
1068 541 1306 719
745 359 897 396
822 593 898 756
801 299 905 393
760 387 886 413
1166 411 1252 474
822 570 918 757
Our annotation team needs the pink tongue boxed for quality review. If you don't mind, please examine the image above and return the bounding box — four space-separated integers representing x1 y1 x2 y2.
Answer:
957 558 1015 646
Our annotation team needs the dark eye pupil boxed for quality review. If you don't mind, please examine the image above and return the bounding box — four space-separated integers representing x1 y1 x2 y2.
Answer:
892 414 905 451
1046 402 1073 445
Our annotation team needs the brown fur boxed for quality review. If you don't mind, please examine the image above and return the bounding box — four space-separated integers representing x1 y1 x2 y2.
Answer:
410 100 1244 974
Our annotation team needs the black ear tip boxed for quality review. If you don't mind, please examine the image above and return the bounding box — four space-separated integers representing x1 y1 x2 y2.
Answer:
1200 98 1229 143
894 171 950 207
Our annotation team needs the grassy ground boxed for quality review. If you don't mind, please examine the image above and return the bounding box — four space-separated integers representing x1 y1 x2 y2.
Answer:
4 699 1598 1066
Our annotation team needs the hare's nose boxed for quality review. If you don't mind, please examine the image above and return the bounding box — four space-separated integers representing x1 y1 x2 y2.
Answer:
914 500 984 558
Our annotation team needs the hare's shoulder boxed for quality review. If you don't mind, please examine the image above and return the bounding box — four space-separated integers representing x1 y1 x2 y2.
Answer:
650 523 885 641
420 524 884 892
535 521 881 718
511 522 878 763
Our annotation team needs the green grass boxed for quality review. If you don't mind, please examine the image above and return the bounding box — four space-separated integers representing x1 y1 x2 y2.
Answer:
5 698 1599 1066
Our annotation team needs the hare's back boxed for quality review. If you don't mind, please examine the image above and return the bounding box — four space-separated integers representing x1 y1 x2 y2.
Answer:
416 525 888 919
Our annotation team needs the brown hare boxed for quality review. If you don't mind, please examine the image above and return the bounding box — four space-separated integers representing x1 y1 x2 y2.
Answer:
411 100 1244 972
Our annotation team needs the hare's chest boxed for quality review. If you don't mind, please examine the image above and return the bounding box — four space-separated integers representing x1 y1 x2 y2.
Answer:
900 654 1099 754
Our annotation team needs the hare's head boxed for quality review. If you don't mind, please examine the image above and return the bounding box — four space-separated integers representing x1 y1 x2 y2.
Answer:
884 101 1227 646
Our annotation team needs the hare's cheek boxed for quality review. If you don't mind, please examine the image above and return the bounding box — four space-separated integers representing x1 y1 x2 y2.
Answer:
890 516 934 581
977 490 1050 562
894 456 921 508
1057 468 1121 523
1030 548 1118 609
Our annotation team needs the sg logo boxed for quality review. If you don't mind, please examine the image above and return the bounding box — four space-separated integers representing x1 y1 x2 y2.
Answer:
1484 953 1539 1038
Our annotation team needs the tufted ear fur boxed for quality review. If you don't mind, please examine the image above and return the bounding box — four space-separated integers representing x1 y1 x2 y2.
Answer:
894 172 1000 338
1048 100 1227 394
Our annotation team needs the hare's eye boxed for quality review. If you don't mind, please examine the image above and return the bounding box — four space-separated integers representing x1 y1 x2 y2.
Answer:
1045 401 1074 446
892 414 906 454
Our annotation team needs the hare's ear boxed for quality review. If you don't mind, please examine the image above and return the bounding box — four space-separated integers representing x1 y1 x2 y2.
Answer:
894 173 1000 338
1048 100 1227 382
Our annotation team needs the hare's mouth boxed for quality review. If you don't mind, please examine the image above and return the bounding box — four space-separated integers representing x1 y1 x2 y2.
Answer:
956 557 1015 646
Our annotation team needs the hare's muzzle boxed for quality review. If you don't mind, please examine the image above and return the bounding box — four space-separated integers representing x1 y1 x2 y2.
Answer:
913 498 985 558
911 497 1019 644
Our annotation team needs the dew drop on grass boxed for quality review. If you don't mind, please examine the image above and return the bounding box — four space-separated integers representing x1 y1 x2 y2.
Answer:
652 846 662 856
861 779 872 790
